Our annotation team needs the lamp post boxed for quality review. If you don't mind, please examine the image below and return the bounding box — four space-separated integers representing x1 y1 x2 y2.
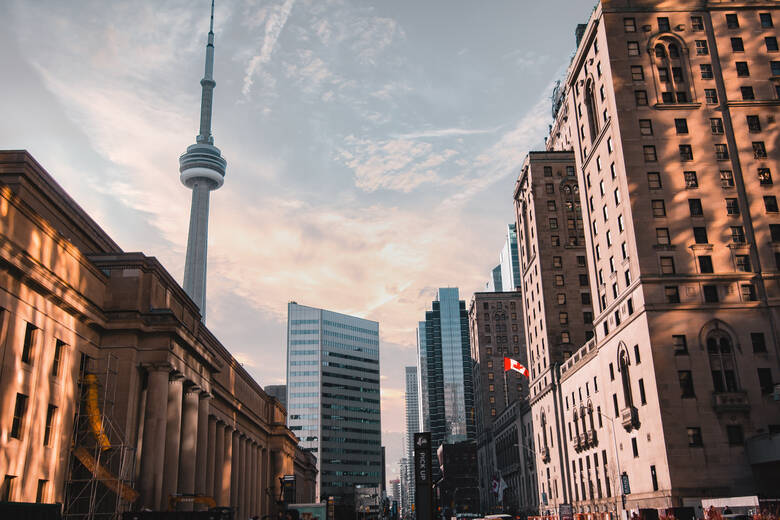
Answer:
593 408 624 520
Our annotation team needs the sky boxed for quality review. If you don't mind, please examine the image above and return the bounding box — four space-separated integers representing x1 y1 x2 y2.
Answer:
0 0 596 482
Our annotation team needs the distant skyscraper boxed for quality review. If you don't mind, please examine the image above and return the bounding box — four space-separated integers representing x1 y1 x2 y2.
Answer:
286 302 381 504
264 384 286 409
179 0 226 318
499 224 521 291
417 288 475 480
486 264 503 292
401 366 419 517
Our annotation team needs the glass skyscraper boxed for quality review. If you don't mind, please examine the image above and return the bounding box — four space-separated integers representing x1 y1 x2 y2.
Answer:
499 223 521 291
416 288 475 480
286 302 381 505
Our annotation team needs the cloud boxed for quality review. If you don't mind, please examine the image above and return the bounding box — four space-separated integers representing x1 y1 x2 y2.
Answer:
395 126 501 140
242 0 296 96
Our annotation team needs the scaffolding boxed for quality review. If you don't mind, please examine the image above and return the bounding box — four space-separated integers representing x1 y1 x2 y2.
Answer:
63 354 138 520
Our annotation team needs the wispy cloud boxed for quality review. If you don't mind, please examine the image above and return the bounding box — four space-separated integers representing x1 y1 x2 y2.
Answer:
395 126 501 140
242 0 296 96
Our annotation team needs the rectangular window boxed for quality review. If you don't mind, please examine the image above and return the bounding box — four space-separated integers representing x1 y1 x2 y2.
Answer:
754 141 767 158
638 379 647 405
766 37 779 52
660 256 676 274
700 64 713 79
705 89 718 104
679 370 695 397
639 119 653 135
656 228 670 245
672 66 684 83
625 18 636 32
35 479 47 504
652 199 666 217
736 61 750 77
715 144 730 161
695 40 708 55
665 286 680 303
635 90 648 106
631 66 644 81
689 198 703 216
547 200 557 211
752 332 767 353
703 284 719 303
632 437 639 457
676 91 689 103
579 274 589 287
549 218 558 229
687 427 703 447
613 394 619 417
761 12 774 28
742 283 757 301
679 145 693 161
22 323 36 365
673 335 688 355
691 16 704 31
662 91 675 104
759 168 773 185
551 235 560 246
644 146 657 162
43 405 57 447
658 17 670 32
731 226 746 243
747 115 762 133
581 292 591 304
765 196 779 213
555 275 564 286
694 226 708 244
736 254 752 272
546 183 554 194
698 255 714 273
731 37 744 52
726 198 740 215
758 368 774 394
772 61 780 76
11 393 28 439
627 41 640 56
674 118 689 134
52 340 64 378
647 172 662 189
684 171 698 189
659 67 669 83
711 118 724 134
741 86 755 100
727 14 740 29
727 425 744 446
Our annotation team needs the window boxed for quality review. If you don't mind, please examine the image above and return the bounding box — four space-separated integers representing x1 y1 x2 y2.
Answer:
665 286 680 303
689 198 703 216
679 370 695 397
673 335 688 355
662 91 675 104
726 198 740 215
602 205 609 221
742 283 757 301
546 183 554 194
674 119 689 134
694 226 708 244
687 427 703 447
765 196 779 213
736 61 750 77
698 255 714 273
625 269 632 286
627 41 640 56
579 274 589 286
679 145 693 161
625 18 636 32
557 293 566 305
552 235 560 246
583 312 593 325
561 331 571 343
708 333 738 392
631 437 639 457
758 368 774 394
759 168 773 185
577 255 586 267
736 255 752 272
549 218 558 229
761 12 774 28
731 37 744 52
703 285 719 303
638 379 646 405
700 64 713 79
691 16 704 31
731 226 746 243
720 170 734 188
560 312 569 325
659 67 670 83
635 90 648 106
648 172 662 189
36 479 47 504
11 393 28 439
631 66 644 81
567 166 575 177
660 256 676 274
672 67 684 83
695 40 708 56
772 61 780 76
547 200 557 211
705 89 718 104
22 323 35 364
726 14 739 28
652 199 666 217
51 340 65 377
676 91 689 103
741 86 755 100
618 214 625 232
754 141 767 158
747 115 762 133
658 17 670 32
711 118 724 134
43 405 57 447
581 292 591 305
766 37 779 52
555 275 564 286
656 228 670 245
715 144 729 161
752 332 767 353
727 425 744 446
644 146 657 162
639 119 653 136
685 171 699 189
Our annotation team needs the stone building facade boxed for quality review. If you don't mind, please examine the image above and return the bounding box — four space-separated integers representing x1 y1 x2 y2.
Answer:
0 151 316 517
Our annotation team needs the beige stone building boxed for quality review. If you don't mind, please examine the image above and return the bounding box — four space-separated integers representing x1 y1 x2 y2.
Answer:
0 151 316 518
515 0 780 517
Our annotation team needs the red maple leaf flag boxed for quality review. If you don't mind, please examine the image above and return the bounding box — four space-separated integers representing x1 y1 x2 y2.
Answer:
503 357 530 378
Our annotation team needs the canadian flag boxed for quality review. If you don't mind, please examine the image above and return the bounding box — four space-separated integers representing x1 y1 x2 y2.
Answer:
504 357 530 378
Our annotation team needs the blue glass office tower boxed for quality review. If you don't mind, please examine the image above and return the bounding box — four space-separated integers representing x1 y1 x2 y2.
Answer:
286 302 381 505
416 288 475 480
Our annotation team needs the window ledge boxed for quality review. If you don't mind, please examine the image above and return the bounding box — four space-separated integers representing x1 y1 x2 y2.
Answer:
653 102 702 110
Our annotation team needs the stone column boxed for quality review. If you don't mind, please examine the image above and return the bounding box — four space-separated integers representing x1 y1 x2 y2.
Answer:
238 436 247 518
138 365 170 510
178 385 200 508
213 422 225 504
250 443 258 515
230 429 240 507
195 392 211 496
205 416 217 499
161 373 184 510
221 426 234 506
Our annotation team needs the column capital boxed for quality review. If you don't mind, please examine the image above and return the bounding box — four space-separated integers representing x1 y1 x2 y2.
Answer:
169 371 185 382
199 390 213 399
140 362 172 374
184 383 202 395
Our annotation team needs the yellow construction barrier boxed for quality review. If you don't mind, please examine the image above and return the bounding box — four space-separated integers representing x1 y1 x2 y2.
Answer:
84 374 111 451
73 446 139 503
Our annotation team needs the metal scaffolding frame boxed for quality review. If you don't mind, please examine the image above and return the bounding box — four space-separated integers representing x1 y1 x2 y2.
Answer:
63 353 137 520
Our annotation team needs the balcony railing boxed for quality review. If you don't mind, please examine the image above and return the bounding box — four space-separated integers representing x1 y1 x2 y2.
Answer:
621 406 640 431
586 429 598 447
712 391 750 413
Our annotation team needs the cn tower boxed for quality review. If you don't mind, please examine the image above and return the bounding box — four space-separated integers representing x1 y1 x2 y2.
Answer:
179 0 226 319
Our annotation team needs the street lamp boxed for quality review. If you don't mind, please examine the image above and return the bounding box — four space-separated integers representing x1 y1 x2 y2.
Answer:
593 408 625 519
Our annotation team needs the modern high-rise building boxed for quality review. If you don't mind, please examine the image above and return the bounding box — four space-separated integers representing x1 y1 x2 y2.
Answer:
401 366 419 518
487 265 504 292
416 288 476 481
264 384 287 409
499 224 522 291
513 0 780 514
286 302 381 506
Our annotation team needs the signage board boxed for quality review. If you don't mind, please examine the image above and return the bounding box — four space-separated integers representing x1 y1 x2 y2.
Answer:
414 432 433 520
560 503 573 520
621 473 631 495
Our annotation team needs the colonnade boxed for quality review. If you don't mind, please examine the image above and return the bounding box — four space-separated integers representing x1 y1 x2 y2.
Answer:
137 364 270 517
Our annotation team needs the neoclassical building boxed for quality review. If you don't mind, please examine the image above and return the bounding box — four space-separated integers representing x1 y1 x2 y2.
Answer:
0 150 316 518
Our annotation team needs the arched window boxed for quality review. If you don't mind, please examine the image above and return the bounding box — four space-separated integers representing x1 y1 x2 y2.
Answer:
655 44 666 58
619 347 634 408
561 182 582 246
708 333 739 392
651 35 692 104
668 43 680 58
573 411 580 436
541 412 548 447
585 80 599 139
587 402 595 430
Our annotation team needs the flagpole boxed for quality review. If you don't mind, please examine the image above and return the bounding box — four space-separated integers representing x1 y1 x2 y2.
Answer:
503 367 509 407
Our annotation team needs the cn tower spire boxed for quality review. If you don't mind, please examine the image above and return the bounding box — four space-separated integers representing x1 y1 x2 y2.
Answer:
179 0 226 319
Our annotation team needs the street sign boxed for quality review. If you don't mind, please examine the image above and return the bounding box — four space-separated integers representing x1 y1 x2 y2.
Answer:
621 473 631 495
542 492 548 505
414 432 433 520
